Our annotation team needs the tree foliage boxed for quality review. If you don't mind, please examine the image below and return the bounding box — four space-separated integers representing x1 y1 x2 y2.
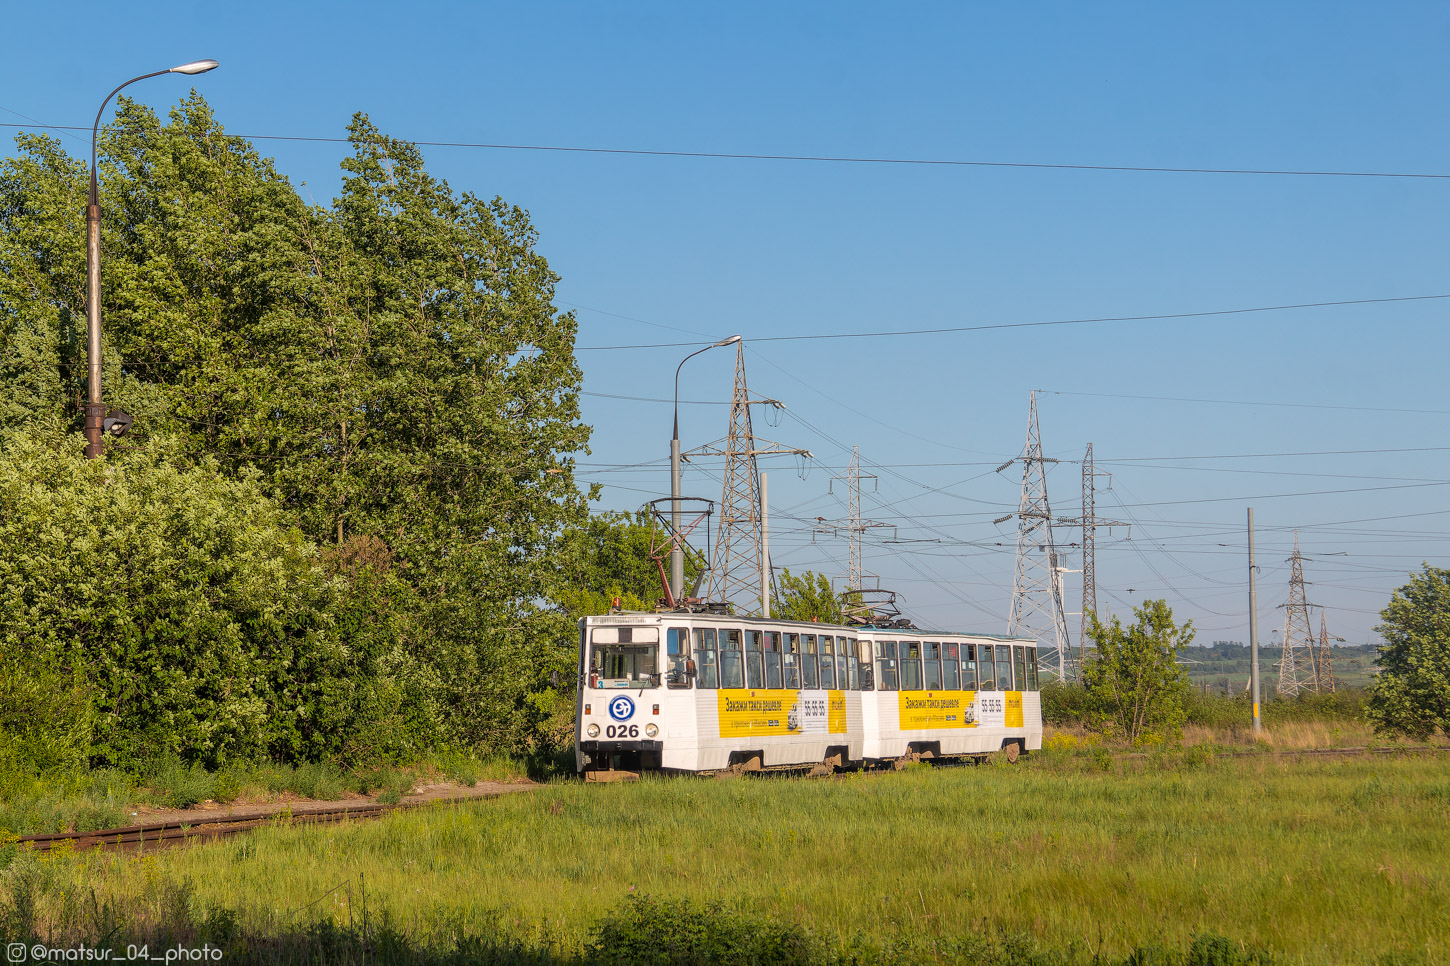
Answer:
1368 564 1450 738
772 570 844 624
0 433 444 770
0 96 593 764
555 510 710 618
1081 599 1193 743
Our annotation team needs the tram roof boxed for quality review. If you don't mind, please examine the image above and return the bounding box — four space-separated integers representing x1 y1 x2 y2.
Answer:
582 611 1033 643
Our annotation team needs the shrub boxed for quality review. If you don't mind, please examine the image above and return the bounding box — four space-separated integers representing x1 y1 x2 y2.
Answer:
1041 680 1094 727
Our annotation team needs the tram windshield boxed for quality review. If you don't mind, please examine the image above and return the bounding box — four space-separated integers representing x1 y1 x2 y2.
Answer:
589 626 660 688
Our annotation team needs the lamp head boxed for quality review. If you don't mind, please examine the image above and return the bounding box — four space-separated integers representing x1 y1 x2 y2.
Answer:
170 59 220 75
713 335 742 347
101 407 133 438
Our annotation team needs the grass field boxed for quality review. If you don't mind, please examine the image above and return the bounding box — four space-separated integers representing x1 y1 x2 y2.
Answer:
2 748 1446 964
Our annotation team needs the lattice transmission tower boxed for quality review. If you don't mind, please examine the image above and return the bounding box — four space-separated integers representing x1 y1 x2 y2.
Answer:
697 343 810 613
1277 533 1319 696
1054 442 1129 644
817 446 893 622
1002 391 1074 681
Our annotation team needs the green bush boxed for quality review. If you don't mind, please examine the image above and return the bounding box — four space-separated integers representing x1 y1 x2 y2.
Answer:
1264 688 1368 725
145 754 217 809
0 433 448 771
1040 680 1093 726
1182 690 1253 730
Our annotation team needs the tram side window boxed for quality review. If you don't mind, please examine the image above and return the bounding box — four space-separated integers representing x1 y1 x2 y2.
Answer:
720 629 745 689
1013 646 1028 693
845 638 859 690
1028 648 1039 690
876 640 899 691
943 643 960 690
764 631 783 689
857 639 874 690
784 634 801 689
836 640 849 692
803 635 819 689
979 645 995 691
745 631 765 689
997 644 1014 691
924 642 942 690
901 641 923 690
818 637 837 689
666 628 692 688
694 628 719 689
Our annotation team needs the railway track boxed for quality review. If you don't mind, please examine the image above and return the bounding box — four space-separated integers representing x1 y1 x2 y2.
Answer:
14 744 1444 855
14 793 517 855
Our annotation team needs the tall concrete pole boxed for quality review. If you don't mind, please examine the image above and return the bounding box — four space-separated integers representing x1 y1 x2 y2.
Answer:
84 60 219 458
670 433 683 599
1248 507 1262 733
759 472 770 618
670 335 741 601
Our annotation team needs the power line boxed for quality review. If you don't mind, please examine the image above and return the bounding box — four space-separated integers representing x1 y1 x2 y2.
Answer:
574 294 1450 350
1041 389 1450 417
1102 446 1450 462
6 119 1450 180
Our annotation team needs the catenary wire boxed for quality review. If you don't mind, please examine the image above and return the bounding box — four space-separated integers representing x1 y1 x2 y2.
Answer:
6 119 1450 180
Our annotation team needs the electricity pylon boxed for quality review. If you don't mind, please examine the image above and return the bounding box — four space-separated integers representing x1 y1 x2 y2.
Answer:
1001 391 1074 681
697 343 810 613
818 446 893 622
1053 442 1129 644
1277 533 1318 696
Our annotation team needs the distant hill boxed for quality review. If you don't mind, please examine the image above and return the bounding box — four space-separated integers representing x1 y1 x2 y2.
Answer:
1177 640 1380 696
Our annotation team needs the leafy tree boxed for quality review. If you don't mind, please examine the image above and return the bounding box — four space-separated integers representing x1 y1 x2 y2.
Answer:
773 569 843 624
1081 599 1193 743
0 432 443 769
1367 564 1450 738
0 97 594 758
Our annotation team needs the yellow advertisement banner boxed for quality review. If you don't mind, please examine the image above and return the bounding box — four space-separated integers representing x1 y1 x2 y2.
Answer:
718 690 847 738
897 690 977 730
1005 691 1024 728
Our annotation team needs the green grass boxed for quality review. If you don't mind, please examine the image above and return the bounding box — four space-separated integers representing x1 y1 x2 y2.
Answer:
4 752 1447 963
0 752 539 836
0 768 133 836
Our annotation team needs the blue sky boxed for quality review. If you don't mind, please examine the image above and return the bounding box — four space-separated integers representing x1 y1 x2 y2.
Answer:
4 2 1448 653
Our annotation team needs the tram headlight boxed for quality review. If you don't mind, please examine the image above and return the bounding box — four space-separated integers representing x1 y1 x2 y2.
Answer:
645 723 658 738
586 723 600 738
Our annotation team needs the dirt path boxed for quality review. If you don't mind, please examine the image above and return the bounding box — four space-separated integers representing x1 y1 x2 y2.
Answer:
125 779 539 828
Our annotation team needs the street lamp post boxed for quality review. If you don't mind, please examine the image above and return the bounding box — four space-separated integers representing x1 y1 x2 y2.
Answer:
84 59 219 458
671 335 741 601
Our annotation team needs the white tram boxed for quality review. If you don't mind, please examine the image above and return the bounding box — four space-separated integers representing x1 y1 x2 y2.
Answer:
575 612 1042 778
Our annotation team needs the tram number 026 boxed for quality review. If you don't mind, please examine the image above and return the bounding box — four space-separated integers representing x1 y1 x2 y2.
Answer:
605 724 639 739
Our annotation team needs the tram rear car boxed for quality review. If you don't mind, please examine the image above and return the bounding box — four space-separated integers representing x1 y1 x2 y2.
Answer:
576 613 1042 779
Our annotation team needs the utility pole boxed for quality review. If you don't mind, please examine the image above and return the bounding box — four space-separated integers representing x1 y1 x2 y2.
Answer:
83 60 218 457
760 473 771 618
1003 391 1074 682
698 343 809 613
1318 614 1338 694
1248 507 1261 733
669 335 740 600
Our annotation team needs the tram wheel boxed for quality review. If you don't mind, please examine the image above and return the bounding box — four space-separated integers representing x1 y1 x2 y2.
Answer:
1002 741 1021 764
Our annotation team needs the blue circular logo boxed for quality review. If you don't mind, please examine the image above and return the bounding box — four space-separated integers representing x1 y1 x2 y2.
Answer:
608 696 635 721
